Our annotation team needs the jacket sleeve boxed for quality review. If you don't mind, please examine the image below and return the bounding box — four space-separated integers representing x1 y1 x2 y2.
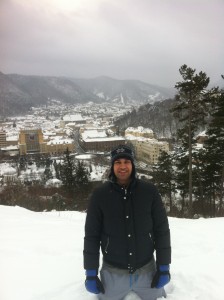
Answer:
83 189 102 270
151 185 171 265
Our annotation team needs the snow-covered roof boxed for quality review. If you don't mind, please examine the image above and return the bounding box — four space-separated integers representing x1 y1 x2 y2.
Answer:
63 114 84 122
196 130 207 137
6 136 18 141
81 130 107 140
125 126 153 133
1 145 19 150
46 137 73 145
75 154 94 160
45 178 62 186
82 136 125 142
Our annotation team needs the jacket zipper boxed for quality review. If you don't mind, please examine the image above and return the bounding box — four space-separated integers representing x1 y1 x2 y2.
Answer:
105 237 110 253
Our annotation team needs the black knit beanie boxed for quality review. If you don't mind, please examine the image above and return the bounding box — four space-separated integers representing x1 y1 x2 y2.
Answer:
109 145 136 182
110 144 135 165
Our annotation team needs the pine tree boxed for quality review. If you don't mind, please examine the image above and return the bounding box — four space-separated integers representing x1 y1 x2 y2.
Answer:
174 148 190 216
19 156 27 171
41 157 53 183
43 166 53 182
152 151 176 215
171 64 210 217
204 85 224 215
60 148 76 189
74 160 89 186
52 193 66 211
54 160 61 180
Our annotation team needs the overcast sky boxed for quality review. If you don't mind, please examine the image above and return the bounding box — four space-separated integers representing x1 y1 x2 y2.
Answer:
0 0 223 88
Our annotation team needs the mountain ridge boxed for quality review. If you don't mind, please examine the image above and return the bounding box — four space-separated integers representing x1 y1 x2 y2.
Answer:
0 71 175 117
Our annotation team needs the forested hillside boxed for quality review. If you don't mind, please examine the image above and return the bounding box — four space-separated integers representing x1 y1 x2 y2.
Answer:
115 98 178 138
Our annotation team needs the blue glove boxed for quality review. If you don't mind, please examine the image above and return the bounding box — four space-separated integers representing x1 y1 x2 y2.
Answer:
85 270 105 294
151 265 170 288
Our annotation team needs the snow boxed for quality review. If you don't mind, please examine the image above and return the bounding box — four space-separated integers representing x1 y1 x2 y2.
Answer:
126 126 154 134
0 145 18 150
75 154 94 160
0 163 17 176
45 178 62 187
46 137 74 145
0 205 224 300
0 157 108 184
96 92 105 99
81 130 107 140
63 114 85 122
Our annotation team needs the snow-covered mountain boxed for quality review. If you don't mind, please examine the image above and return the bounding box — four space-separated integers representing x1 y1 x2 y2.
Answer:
0 72 175 116
71 76 174 105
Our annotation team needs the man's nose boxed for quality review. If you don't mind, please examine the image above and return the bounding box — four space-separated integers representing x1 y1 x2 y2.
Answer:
119 163 127 168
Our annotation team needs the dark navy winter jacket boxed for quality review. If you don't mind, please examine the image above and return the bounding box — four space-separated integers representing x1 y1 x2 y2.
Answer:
83 179 171 273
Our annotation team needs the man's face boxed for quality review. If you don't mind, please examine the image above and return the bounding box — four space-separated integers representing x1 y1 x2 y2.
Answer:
113 158 133 186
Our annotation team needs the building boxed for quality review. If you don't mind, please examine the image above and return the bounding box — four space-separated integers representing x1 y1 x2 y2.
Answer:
0 145 19 156
133 139 169 164
19 129 47 155
2 166 17 184
19 129 75 155
46 137 75 154
6 136 19 146
125 126 169 164
60 114 87 128
80 137 126 152
125 126 154 139
80 129 125 152
0 130 7 148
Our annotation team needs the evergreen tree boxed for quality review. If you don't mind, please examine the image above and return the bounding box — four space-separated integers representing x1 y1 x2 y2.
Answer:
43 166 53 182
74 160 89 186
152 151 176 215
41 157 53 183
60 148 76 189
52 193 66 211
190 147 205 216
204 85 224 215
54 160 61 180
171 64 210 217
173 148 189 216
19 156 27 171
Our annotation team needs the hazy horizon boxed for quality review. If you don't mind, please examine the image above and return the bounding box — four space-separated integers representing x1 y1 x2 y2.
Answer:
1 0 223 88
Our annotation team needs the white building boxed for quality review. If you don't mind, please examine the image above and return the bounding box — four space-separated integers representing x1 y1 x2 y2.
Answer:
2 166 17 184
125 126 154 139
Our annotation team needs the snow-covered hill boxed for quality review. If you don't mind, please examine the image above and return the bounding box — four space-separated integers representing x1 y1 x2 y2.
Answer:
0 205 223 300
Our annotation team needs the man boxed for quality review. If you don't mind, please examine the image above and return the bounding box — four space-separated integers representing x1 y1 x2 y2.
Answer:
83 145 171 300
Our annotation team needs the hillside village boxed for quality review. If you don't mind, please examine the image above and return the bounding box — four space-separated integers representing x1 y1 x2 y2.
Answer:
0 100 170 185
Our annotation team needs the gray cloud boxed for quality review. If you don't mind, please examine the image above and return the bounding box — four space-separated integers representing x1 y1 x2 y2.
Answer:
0 0 223 87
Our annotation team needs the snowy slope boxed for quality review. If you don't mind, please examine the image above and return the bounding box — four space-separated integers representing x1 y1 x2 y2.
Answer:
0 205 224 300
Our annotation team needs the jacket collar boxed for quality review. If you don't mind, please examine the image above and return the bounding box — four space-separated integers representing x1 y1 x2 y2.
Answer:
110 178 137 192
